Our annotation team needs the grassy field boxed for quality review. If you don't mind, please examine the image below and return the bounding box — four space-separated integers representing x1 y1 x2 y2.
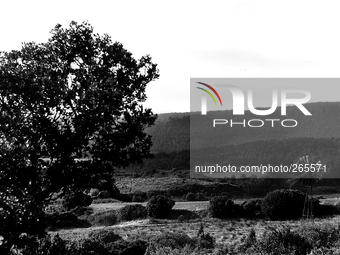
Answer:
53 194 340 248
50 176 340 253
90 201 210 213
55 210 340 246
90 196 336 214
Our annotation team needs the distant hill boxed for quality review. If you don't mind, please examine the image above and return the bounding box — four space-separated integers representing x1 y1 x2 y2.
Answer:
146 113 190 153
147 102 340 153
140 102 340 174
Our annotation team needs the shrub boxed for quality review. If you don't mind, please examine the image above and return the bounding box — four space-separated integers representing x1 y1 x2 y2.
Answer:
19 234 69 255
62 191 92 211
258 226 310 255
15 234 68 255
209 196 239 218
147 195 175 218
235 224 340 255
297 224 340 249
67 238 110 255
88 230 147 255
87 210 118 226
148 232 195 251
116 204 147 222
185 192 196 201
104 239 129 255
88 229 123 244
238 228 257 253
12 234 39 255
145 245 206 255
261 189 305 220
38 234 68 255
16 233 146 255
209 196 228 218
196 224 215 249
87 229 133 255
242 199 263 218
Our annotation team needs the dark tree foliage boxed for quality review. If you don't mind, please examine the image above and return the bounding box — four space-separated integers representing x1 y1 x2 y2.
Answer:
208 196 240 219
0 21 159 253
242 198 263 218
261 189 305 220
61 191 92 211
147 195 175 218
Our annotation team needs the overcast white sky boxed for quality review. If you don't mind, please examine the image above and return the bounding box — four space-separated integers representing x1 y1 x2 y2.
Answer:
1 0 339 113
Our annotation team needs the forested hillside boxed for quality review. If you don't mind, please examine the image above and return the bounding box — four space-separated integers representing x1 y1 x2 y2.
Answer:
140 102 340 173
147 102 340 153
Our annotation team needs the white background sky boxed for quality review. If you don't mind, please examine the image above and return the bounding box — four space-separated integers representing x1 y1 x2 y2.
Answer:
1 0 339 113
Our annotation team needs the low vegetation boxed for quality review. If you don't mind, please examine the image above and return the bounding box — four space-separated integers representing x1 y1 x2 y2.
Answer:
30 188 340 254
260 189 306 220
4 184 340 254
9 222 340 254
146 195 175 218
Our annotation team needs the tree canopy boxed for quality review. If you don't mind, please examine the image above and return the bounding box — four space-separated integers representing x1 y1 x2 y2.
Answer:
0 21 159 253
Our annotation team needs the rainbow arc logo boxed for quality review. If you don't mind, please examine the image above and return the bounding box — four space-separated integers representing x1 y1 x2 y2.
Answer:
196 82 222 106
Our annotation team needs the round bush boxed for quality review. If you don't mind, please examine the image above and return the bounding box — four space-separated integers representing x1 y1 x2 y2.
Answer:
261 189 305 220
147 195 175 218
117 204 147 222
62 191 92 211
87 210 118 226
209 196 239 218
209 196 227 218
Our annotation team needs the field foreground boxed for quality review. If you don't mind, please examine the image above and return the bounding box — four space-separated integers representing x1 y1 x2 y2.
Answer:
54 200 340 247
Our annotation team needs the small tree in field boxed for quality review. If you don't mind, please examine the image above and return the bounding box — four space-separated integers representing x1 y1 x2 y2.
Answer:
0 21 159 253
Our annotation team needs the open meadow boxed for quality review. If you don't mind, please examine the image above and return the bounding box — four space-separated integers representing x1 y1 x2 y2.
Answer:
49 193 340 254
55 202 340 243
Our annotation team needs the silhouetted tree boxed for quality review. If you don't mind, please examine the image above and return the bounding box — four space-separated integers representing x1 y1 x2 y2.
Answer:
0 21 159 253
